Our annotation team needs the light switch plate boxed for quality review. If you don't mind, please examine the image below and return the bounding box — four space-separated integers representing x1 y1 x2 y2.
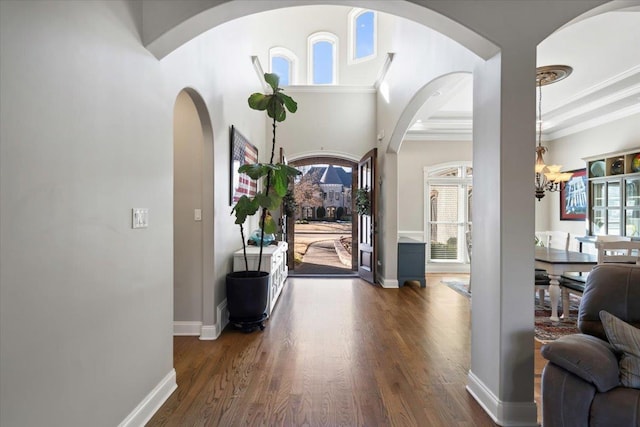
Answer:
194 209 202 221
132 208 149 229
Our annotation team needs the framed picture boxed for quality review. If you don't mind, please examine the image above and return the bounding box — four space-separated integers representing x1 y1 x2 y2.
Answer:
560 168 587 221
229 125 258 205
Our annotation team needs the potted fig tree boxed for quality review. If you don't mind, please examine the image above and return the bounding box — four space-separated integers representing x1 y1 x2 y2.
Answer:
226 73 300 332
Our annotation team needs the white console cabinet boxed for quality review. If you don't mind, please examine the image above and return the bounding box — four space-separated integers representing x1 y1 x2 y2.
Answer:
233 242 288 317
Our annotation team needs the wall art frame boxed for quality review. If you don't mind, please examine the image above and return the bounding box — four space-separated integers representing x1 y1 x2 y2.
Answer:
560 168 587 221
229 125 258 205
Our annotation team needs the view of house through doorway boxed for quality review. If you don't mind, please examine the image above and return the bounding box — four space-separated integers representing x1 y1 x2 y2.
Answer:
289 158 357 276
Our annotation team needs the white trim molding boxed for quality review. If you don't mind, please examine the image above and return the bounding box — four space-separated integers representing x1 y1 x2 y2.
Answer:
378 276 399 288
173 321 202 336
467 371 538 426
118 370 177 427
200 325 218 340
287 150 360 163
174 300 229 340
199 299 229 340
250 56 269 92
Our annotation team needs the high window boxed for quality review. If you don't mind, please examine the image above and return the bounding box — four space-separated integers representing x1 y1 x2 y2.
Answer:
308 32 337 85
349 9 376 63
269 47 297 86
424 163 473 264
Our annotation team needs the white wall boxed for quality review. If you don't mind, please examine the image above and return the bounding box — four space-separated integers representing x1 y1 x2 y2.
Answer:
243 6 396 86
541 113 640 240
1 1 615 426
0 1 174 425
161 15 272 332
277 89 377 160
398 139 472 233
374 14 480 285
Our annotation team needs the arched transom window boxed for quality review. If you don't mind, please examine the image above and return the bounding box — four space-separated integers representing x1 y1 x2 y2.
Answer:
349 9 377 63
269 47 298 86
308 32 338 85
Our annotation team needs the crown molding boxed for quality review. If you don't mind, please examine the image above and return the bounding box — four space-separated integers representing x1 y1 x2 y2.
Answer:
408 66 640 142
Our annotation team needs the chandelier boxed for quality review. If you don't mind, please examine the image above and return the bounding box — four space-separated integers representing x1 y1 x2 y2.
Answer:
534 65 573 201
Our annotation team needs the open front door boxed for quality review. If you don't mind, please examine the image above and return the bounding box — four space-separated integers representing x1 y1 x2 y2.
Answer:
357 148 377 284
280 148 296 270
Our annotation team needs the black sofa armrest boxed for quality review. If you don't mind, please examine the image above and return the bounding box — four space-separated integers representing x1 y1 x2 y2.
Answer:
541 333 620 392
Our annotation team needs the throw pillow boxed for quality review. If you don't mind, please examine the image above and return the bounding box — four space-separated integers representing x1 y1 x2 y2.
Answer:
599 310 640 389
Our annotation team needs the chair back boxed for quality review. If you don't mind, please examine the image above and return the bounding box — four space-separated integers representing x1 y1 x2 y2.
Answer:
535 231 570 250
548 231 570 250
596 240 640 265
578 264 640 340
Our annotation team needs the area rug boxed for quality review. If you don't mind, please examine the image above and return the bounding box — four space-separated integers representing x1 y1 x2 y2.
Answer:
440 278 581 342
441 278 471 297
535 293 581 343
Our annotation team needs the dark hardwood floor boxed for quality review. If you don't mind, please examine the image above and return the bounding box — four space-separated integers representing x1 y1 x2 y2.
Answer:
149 275 544 426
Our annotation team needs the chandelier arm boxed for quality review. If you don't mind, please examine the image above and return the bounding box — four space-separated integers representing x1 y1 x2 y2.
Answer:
534 65 573 201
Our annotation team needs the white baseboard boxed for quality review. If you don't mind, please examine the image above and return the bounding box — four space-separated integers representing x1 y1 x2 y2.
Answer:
174 300 229 340
379 277 399 288
467 370 538 427
199 325 217 340
173 321 202 336
118 369 177 427
199 299 229 340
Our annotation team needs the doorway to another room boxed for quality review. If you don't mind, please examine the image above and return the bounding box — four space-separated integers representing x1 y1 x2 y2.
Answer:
288 158 357 276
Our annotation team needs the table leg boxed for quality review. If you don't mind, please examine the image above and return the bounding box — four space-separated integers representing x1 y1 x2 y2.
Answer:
548 275 561 322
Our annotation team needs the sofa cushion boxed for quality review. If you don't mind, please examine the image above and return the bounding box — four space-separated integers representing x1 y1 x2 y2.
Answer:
541 333 620 392
590 386 640 427
579 265 640 340
600 310 640 389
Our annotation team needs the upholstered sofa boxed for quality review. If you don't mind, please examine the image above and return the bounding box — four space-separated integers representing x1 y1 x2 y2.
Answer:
540 264 640 427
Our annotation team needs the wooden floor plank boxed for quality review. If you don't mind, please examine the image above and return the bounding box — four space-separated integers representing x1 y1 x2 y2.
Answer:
149 275 544 426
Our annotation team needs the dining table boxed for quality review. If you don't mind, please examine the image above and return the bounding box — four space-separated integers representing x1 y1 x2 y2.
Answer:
534 246 598 321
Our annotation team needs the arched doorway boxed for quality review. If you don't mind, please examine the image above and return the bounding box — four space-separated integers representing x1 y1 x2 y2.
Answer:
173 89 216 339
288 156 358 276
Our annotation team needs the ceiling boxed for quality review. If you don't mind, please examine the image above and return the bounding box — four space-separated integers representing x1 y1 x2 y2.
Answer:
248 4 639 142
407 6 640 141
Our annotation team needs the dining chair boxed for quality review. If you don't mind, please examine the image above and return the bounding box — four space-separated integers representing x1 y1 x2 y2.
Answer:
535 231 570 306
560 236 635 318
596 240 640 264
547 231 570 250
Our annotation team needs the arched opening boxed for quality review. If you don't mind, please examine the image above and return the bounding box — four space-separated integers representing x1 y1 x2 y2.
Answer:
149 2 624 424
288 155 358 276
173 88 215 339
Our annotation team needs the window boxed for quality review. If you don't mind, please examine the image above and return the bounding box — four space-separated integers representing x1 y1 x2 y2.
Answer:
424 163 473 264
587 152 640 237
303 206 314 219
272 57 290 86
349 9 376 63
308 32 337 85
269 47 297 85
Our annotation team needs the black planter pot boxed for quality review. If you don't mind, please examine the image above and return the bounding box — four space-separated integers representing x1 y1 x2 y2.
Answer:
226 270 269 332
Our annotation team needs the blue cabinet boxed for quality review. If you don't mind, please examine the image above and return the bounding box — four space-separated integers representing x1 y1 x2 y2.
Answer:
397 237 426 287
